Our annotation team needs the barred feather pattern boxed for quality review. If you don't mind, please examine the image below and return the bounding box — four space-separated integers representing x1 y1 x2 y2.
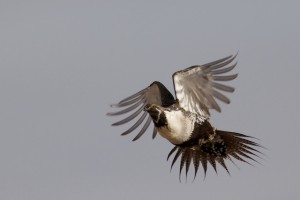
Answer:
167 130 263 181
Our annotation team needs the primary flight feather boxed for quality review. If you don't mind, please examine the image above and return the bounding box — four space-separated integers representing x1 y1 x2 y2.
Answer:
107 54 263 180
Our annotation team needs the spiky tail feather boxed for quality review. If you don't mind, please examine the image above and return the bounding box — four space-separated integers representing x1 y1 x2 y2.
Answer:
167 130 263 181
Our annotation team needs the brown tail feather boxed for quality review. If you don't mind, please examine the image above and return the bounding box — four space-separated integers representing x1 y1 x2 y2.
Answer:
167 130 263 182
216 130 264 163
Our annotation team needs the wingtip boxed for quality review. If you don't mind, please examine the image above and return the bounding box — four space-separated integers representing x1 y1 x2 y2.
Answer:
106 112 114 116
110 104 119 108
233 51 239 58
111 122 119 126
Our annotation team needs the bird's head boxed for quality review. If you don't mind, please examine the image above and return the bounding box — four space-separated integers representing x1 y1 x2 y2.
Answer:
144 104 167 127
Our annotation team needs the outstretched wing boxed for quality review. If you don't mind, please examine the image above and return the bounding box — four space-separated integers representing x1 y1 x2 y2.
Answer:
172 54 238 118
107 81 175 141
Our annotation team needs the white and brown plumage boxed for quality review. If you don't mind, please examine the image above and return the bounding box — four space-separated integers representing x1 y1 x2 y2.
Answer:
107 54 263 181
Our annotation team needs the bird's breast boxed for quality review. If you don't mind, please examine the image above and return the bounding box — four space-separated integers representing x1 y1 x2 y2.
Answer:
157 110 195 145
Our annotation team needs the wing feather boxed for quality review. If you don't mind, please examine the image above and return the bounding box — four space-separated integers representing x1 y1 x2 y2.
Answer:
111 105 144 126
201 55 233 68
211 62 237 75
118 88 147 104
110 95 144 108
172 54 238 117
212 89 230 104
132 116 152 141
120 112 147 136
212 82 235 92
213 74 238 81
107 97 146 116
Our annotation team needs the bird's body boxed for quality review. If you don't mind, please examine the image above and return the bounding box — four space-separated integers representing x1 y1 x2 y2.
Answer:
107 54 263 180
148 105 198 145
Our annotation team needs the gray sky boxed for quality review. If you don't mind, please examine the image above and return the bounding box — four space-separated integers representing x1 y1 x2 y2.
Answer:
1 1 300 199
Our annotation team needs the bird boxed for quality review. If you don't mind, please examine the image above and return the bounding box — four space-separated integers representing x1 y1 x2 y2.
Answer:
107 54 263 181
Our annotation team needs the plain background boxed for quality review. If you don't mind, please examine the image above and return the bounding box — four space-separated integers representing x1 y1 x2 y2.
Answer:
1 1 300 199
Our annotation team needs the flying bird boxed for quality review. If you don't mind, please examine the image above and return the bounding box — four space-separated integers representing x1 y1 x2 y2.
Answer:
107 54 263 181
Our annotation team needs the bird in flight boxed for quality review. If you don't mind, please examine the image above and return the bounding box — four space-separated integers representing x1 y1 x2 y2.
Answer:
107 54 263 181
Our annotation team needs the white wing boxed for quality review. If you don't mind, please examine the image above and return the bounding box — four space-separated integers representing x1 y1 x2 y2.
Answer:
172 54 238 118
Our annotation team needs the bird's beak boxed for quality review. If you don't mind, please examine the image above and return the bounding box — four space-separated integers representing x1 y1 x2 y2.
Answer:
143 104 151 111
144 104 155 111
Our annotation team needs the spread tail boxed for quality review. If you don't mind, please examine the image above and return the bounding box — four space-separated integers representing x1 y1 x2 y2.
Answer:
167 130 264 181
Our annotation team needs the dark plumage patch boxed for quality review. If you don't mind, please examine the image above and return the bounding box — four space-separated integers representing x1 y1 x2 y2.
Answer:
151 81 175 107
200 139 227 157
152 111 168 128
144 104 168 128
